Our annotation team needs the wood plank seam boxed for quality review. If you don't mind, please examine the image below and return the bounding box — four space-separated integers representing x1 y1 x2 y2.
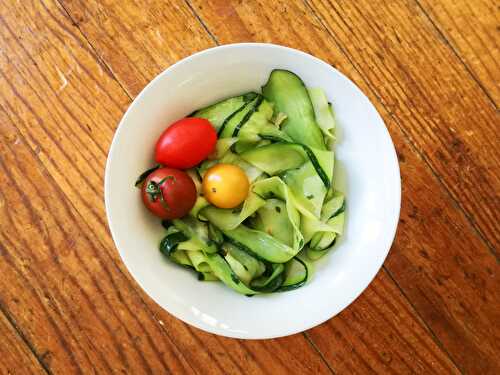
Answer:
0 301 51 375
2 43 153 374
55 0 135 100
303 332 337 375
0 100 195 373
413 0 497 109
0 78 118 372
296 0 491 370
381 266 465 374
40 3 199 371
302 0 498 261
184 0 219 44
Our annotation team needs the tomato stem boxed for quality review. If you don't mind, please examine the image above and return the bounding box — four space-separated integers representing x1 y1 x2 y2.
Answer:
145 177 170 211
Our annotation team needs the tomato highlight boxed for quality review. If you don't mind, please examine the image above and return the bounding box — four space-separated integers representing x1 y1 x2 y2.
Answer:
155 117 217 169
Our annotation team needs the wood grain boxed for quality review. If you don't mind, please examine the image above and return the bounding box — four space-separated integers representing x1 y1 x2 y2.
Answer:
188 0 499 373
0 84 192 374
60 0 215 97
0 0 333 374
418 0 500 106
308 272 461 374
382 117 500 374
307 0 500 254
0 312 47 375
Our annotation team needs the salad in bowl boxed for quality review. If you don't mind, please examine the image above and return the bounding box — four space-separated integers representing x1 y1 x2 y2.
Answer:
136 70 345 295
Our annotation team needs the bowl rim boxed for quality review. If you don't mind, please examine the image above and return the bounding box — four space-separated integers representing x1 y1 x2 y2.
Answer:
104 42 401 338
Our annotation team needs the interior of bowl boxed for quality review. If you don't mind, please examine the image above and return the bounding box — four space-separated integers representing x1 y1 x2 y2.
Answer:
105 44 400 339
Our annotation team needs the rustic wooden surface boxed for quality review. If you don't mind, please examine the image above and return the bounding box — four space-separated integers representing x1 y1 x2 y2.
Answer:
0 0 498 373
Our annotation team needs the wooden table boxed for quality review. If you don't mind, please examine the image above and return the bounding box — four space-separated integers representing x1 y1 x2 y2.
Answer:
0 1 498 374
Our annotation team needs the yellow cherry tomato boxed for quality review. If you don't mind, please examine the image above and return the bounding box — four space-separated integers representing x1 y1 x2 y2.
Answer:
202 164 249 209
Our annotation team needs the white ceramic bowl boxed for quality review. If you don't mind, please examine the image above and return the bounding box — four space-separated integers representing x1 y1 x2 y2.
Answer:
105 43 401 339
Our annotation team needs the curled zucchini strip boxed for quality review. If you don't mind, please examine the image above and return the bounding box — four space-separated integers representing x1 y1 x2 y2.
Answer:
159 228 194 269
250 263 285 292
206 245 293 295
200 191 266 230
159 227 187 256
308 88 336 141
222 225 297 263
252 177 304 251
233 99 293 152
170 250 194 269
189 196 210 219
205 253 258 295
241 143 307 175
172 217 218 254
303 193 345 260
220 95 263 138
240 142 333 189
186 250 211 273
262 69 326 150
210 138 238 160
277 257 309 292
222 242 266 280
234 98 273 137
283 162 327 219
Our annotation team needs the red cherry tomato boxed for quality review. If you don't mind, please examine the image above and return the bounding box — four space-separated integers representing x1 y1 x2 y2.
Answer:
141 168 197 219
155 118 217 169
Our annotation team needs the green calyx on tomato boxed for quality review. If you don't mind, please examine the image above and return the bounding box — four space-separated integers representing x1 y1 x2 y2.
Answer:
141 167 197 220
144 177 171 212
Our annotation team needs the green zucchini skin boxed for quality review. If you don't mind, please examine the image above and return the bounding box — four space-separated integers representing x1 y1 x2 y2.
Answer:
262 70 326 150
250 263 285 292
222 225 298 263
192 92 258 132
232 95 264 136
205 253 258 295
220 95 262 138
159 231 188 256
222 242 266 280
277 257 309 292
241 142 332 189
300 145 332 189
